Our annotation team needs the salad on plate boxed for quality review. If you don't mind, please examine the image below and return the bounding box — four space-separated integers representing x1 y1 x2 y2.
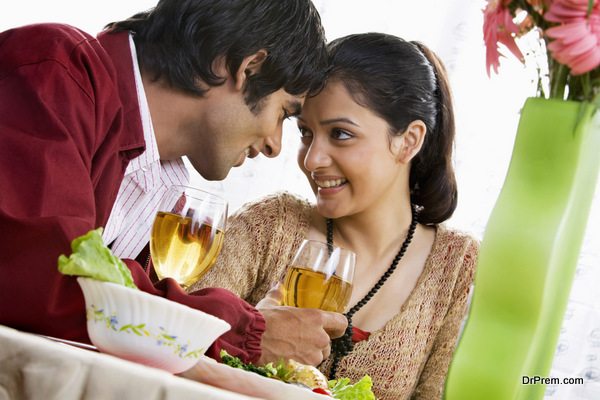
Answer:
220 350 376 399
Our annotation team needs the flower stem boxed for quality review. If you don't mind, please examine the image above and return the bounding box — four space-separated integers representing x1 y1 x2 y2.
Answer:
550 63 568 100
582 73 592 102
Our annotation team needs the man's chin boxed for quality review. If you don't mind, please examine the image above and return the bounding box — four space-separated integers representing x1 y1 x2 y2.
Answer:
205 167 231 181
189 159 230 181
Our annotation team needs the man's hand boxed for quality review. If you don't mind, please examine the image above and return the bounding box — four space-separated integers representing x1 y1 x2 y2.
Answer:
255 285 348 366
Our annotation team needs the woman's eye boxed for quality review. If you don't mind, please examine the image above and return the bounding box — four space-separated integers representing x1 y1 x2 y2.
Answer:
298 126 310 137
331 128 353 140
298 126 313 142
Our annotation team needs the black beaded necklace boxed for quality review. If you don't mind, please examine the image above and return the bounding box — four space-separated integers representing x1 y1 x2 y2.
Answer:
327 204 418 378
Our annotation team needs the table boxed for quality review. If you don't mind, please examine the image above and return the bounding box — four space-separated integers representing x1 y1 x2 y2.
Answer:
0 325 261 400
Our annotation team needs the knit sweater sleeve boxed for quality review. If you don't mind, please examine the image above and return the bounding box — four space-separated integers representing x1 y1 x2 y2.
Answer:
187 192 310 306
412 236 479 400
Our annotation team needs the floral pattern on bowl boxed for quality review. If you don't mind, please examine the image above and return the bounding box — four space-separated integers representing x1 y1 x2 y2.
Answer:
86 304 205 359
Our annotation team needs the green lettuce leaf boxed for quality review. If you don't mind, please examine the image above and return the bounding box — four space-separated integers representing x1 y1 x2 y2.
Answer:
219 350 283 379
329 375 375 400
58 228 137 289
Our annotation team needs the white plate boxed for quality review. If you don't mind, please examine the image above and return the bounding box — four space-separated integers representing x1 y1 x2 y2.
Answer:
181 356 330 400
37 334 99 351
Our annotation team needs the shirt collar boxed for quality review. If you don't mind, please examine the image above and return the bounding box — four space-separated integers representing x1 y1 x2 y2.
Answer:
123 34 161 192
96 30 145 158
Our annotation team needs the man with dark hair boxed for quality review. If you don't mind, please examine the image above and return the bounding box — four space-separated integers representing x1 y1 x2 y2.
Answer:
0 0 346 369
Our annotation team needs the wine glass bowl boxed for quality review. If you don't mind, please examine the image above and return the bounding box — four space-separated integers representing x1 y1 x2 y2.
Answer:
150 186 228 288
281 240 355 313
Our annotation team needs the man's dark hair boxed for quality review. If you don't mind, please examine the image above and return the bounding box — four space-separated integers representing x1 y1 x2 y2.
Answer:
107 0 327 110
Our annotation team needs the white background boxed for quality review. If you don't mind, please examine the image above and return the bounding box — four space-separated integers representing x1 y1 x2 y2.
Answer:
2 1 599 398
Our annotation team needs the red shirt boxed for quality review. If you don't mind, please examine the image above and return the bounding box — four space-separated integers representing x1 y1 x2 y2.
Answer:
0 24 264 363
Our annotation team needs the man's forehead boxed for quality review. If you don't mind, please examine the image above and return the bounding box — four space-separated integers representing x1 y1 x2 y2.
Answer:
285 93 306 114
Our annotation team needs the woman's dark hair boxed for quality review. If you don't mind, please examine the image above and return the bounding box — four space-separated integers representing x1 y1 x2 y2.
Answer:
106 0 327 111
325 33 457 224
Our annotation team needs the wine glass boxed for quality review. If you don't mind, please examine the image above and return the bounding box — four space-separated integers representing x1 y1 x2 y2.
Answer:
281 239 355 313
150 185 228 288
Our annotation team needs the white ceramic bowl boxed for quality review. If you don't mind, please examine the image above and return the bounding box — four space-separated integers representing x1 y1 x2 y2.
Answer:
77 277 231 373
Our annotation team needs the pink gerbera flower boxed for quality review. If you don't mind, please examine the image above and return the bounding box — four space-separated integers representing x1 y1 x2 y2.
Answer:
545 0 600 74
484 0 525 76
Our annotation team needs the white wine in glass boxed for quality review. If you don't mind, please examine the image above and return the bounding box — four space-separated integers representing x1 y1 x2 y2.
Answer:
150 186 228 288
282 240 355 313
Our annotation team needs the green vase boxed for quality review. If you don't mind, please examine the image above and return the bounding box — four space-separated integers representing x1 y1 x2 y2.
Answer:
444 97 600 400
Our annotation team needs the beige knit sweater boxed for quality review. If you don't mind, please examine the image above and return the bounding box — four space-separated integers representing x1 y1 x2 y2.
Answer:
189 192 479 400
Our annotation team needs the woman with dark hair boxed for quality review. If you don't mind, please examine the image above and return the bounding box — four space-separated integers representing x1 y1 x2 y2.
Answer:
191 33 478 399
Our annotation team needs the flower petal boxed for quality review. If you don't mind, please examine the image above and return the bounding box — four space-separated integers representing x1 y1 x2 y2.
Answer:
546 7 586 22
559 33 598 57
545 0 591 22
569 47 600 74
547 40 568 53
546 21 589 39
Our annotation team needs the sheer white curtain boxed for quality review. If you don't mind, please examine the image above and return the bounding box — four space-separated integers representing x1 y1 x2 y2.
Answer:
2 1 598 397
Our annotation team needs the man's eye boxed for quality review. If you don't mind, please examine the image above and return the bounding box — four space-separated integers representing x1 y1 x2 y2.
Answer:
283 109 292 120
331 128 353 140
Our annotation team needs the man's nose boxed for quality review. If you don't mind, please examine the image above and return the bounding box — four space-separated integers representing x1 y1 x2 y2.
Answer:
261 127 283 158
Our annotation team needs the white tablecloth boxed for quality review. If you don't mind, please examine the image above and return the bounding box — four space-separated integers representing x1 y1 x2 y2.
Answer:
0 325 261 400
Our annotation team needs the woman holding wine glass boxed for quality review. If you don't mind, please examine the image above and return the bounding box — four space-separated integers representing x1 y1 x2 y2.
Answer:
190 32 479 400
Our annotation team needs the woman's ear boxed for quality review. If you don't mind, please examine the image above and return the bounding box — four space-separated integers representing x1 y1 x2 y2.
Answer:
392 120 427 164
234 49 268 91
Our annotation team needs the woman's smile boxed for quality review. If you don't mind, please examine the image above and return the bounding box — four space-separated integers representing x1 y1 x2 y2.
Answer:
312 176 349 195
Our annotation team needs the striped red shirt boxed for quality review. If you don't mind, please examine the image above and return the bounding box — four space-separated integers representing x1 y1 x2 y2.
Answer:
103 35 189 259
